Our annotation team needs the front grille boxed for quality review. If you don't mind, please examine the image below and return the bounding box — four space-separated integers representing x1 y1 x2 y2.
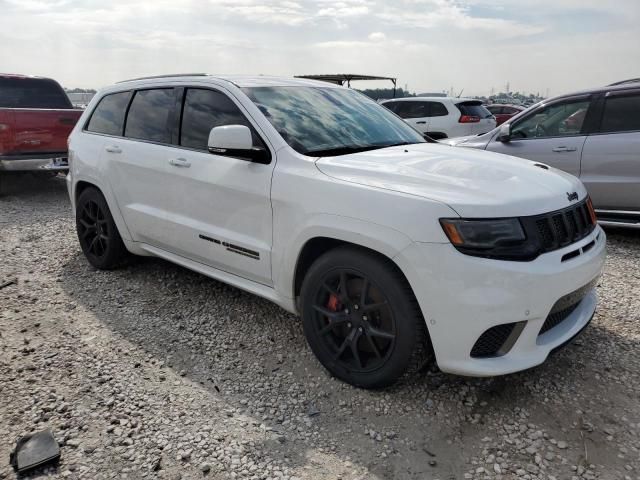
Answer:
530 200 595 253
471 322 523 358
539 277 598 336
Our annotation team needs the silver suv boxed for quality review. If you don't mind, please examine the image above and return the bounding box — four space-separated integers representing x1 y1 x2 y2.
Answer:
447 79 640 228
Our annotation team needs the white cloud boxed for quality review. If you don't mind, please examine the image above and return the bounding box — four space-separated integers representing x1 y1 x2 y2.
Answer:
0 0 638 95
368 32 387 42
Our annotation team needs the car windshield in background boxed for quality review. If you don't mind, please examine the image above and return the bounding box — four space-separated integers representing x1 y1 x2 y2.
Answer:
0 77 73 109
457 101 493 119
243 86 425 156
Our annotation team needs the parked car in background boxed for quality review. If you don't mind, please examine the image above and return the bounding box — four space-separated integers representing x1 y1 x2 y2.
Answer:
67 74 604 388
381 97 496 140
445 79 640 228
0 74 81 174
486 104 526 126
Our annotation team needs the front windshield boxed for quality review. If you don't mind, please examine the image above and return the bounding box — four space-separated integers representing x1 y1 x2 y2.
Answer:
243 86 425 156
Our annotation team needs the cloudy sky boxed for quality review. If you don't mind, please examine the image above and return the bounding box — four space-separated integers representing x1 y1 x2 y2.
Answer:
1 0 639 96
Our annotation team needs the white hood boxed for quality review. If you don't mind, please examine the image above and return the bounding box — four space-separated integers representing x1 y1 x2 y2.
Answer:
315 143 587 218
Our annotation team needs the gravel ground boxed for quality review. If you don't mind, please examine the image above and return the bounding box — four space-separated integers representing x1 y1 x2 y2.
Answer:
1 174 639 480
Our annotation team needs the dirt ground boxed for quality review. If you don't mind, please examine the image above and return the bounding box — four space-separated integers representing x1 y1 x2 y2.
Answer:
1 174 639 480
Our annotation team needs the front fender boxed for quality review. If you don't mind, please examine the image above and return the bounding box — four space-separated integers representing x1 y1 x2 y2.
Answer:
272 213 415 310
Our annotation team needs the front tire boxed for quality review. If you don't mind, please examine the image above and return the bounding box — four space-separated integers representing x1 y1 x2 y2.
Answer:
300 246 429 388
76 187 127 269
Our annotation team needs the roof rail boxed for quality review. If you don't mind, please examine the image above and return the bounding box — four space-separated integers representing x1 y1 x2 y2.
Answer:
116 73 210 84
608 78 640 86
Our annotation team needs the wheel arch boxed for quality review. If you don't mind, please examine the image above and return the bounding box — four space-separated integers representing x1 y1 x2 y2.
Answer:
75 179 97 203
291 236 418 313
72 177 133 242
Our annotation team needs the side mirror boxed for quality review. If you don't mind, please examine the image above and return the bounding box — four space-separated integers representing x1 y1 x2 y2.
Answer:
208 125 270 164
497 123 511 143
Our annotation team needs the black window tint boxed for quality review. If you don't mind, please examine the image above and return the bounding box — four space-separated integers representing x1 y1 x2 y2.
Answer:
0 77 72 109
180 88 254 150
428 102 448 117
125 89 174 143
393 102 427 119
408 102 428 118
457 102 493 119
86 91 130 136
487 105 503 114
392 102 413 118
601 94 640 133
383 102 399 113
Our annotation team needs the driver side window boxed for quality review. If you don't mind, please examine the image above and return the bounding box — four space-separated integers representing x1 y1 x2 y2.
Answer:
511 100 590 139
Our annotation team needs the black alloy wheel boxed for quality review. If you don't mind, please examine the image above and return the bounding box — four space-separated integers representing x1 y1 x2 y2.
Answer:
301 246 429 388
311 269 396 373
78 199 109 258
76 187 127 269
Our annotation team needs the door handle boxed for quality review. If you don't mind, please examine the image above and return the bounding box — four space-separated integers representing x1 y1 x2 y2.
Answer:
416 121 427 125
552 146 577 152
169 157 191 168
105 145 122 154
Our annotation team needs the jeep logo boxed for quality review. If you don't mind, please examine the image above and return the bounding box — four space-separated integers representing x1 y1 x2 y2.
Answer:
567 192 579 202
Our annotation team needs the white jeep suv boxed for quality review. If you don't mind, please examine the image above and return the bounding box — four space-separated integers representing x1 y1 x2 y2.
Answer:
67 75 606 388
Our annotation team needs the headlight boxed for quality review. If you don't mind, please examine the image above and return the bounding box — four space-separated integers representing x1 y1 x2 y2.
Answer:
440 218 537 261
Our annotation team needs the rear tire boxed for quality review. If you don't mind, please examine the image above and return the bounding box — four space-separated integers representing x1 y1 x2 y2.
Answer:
300 246 429 388
76 187 127 269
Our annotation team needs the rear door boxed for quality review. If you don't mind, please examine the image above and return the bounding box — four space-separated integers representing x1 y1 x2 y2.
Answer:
93 88 178 250
486 97 593 177
580 89 640 211
422 101 450 137
161 86 276 285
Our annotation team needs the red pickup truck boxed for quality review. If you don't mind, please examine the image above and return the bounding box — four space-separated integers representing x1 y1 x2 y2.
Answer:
0 74 82 173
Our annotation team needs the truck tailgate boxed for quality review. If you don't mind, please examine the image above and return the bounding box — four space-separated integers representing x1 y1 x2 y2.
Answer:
5 109 81 155
0 110 14 155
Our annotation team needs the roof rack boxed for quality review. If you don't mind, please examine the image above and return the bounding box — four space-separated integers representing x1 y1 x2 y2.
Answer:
116 73 210 84
608 78 640 86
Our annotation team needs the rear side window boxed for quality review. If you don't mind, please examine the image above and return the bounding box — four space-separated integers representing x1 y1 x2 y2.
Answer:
456 102 493 119
600 94 640 133
86 91 131 136
180 88 257 150
393 102 427 119
427 101 448 117
0 77 72 109
383 101 400 114
487 105 503 114
125 89 174 143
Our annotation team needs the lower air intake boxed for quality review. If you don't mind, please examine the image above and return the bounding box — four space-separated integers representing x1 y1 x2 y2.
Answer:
470 322 524 358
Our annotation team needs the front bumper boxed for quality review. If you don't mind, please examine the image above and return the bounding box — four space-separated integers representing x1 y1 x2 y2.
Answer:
396 225 606 376
0 154 69 172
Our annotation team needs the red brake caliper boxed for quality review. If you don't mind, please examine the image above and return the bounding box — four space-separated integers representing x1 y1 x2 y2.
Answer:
327 294 341 313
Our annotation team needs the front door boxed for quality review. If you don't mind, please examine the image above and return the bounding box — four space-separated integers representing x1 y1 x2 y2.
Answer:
396 101 429 134
486 98 592 177
162 87 275 286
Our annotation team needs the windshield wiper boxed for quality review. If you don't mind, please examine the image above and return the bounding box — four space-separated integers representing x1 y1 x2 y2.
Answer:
305 145 383 157
306 142 424 157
